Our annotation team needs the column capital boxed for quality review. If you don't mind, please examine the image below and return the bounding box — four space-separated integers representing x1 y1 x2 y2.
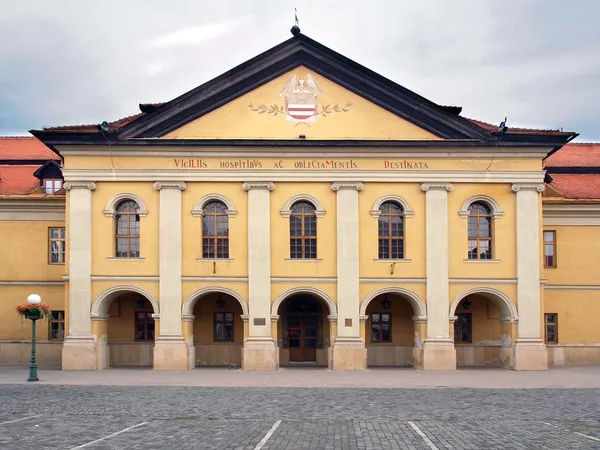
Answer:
511 183 545 193
420 183 453 192
153 181 186 191
331 181 364 192
63 181 96 191
181 314 195 322
242 181 275 191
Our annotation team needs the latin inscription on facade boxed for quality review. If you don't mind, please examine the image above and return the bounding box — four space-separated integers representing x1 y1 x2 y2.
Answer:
172 159 430 170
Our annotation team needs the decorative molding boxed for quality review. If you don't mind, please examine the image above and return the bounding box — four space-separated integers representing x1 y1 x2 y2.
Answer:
103 193 148 217
191 193 237 218
270 314 280 323
449 278 517 285
63 168 547 184
271 286 337 316
326 314 338 322
182 286 248 316
63 181 96 191
459 195 504 219
331 181 364 191
370 194 414 218
281 194 326 218
359 315 368 323
544 285 600 291
0 198 65 221
181 276 248 282
511 183 544 193
242 181 274 191
0 281 64 286
420 182 453 192
195 258 234 263
91 276 158 282
449 287 518 320
373 259 411 263
412 316 427 324
543 203 600 226
463 259 500 263
152 181 186 191
271 277 336 283
91 285 160 316
360 286 427 317
284 258 323 263
181 314 195 322
106 257 146 262
359 277 426 284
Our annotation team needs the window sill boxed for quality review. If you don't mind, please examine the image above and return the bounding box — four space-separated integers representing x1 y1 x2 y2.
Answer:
463 259 500 263
48 263 65 266
374 259 411 263
285 258 323 263
196 258 233 263
106 257 145 261
368 341 395 345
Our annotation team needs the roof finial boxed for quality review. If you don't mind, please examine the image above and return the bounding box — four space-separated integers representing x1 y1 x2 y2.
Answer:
291 8 301 36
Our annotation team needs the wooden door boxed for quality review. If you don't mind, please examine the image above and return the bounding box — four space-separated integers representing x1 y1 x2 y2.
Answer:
287 315 318 362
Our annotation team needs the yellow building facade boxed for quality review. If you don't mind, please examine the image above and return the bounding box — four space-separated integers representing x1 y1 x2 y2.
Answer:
2 31 599 371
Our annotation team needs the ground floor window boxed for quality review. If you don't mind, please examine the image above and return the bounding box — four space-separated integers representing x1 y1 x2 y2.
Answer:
454 313 472 343
544 313 558 343
214 312 235 341
49 311 65 340
371 312 391 342
135 312 155 341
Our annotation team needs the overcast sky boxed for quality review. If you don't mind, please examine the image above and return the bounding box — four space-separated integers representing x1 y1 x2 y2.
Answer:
1 0 598 141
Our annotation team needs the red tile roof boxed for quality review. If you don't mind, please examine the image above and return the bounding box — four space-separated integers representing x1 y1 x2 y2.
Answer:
0 137 60 160
464 118 568 136
40 113 144 133
545 143 600 167
0 166 43 195
546 174 600 200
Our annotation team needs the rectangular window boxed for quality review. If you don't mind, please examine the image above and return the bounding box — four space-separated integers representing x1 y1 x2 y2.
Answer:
48 311 65 340
48 227 66 264
544 231 556 268
370 312 391 342
43 179 63 194
135 312 155 341
544 313 558 344
214 312 235 341
454 313 472 343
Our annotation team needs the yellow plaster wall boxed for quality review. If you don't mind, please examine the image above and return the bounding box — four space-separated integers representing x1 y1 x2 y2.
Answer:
545 291 600 344
359 183 425 278
182 182 248 277
449 184 517 279
162 66 441 141
0 220 66 281
270 183 336 277
106 294 154 342
91 182 159 276
364 294 414 346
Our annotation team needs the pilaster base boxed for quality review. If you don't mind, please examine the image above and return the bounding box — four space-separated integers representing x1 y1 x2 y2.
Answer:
513 339 548 371
242 338 278 371
329 339 366 371
412 347 424 370
422 340 456 371
62 336 97 371
153 337 189 371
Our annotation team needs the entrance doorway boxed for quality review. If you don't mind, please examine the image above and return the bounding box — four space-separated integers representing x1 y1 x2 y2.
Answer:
283 295 322 363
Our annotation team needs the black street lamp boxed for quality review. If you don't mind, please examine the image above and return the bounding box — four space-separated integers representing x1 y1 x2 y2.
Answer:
25 294 41 382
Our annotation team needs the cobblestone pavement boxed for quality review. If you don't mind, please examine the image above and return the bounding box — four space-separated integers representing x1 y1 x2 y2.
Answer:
1 384 599 449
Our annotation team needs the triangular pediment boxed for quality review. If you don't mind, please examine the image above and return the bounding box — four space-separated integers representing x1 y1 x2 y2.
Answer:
117 34 490 141
162 67 441 140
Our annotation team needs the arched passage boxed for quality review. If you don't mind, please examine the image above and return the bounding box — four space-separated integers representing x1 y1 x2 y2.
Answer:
450 287 518 369
91 285 159 369
361 287 427 368
182 287 248 368
274 287 336 367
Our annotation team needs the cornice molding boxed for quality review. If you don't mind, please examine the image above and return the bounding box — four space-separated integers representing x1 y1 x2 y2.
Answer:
511 183 544 193
63 181 96 191
153 181 186 191
0 198 66 221
420 182 453 192
242 181 275 191
331 181 364 191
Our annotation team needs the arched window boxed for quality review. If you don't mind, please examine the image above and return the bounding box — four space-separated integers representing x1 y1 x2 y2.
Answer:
378 201 404 259
468 202 492 260
202 201 229 258
115 200 140 258
290 201 317 259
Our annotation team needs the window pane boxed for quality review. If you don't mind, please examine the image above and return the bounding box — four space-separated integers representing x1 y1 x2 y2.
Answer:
50 228 59 239
378 239 389 259
468 240 478 259
203 215 215 236
381 314 390 322
544 231 555 242
371 323 380 341
479 241 491 259
381 323 391 341
372 313 380 322
544 244 554 257
546 314 556 323
224 323 234 340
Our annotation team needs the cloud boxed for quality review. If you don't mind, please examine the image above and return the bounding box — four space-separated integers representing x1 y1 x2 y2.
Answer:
150 16 252 48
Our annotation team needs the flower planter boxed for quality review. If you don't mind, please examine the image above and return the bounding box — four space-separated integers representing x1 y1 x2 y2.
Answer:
24 310 43 321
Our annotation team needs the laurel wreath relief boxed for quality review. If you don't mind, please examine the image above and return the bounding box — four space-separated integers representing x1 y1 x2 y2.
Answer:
247 101 353 119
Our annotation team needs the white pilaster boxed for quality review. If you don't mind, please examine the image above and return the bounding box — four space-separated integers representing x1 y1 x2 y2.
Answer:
62 181 96 370
153 181 188 370
242 181 277 370
511 183 548 370
330 182 366 370
421 183 456 371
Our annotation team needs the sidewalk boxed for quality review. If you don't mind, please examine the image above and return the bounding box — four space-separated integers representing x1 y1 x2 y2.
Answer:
1 365 600 388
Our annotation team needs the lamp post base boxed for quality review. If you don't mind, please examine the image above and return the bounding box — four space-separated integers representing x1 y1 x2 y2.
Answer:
27 318 38 382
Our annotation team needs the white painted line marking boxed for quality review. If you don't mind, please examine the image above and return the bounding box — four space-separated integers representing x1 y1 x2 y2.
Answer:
408 421 439 450
70 422 148 449
0 415 41 425
254 419 282 450
542 421 600 443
